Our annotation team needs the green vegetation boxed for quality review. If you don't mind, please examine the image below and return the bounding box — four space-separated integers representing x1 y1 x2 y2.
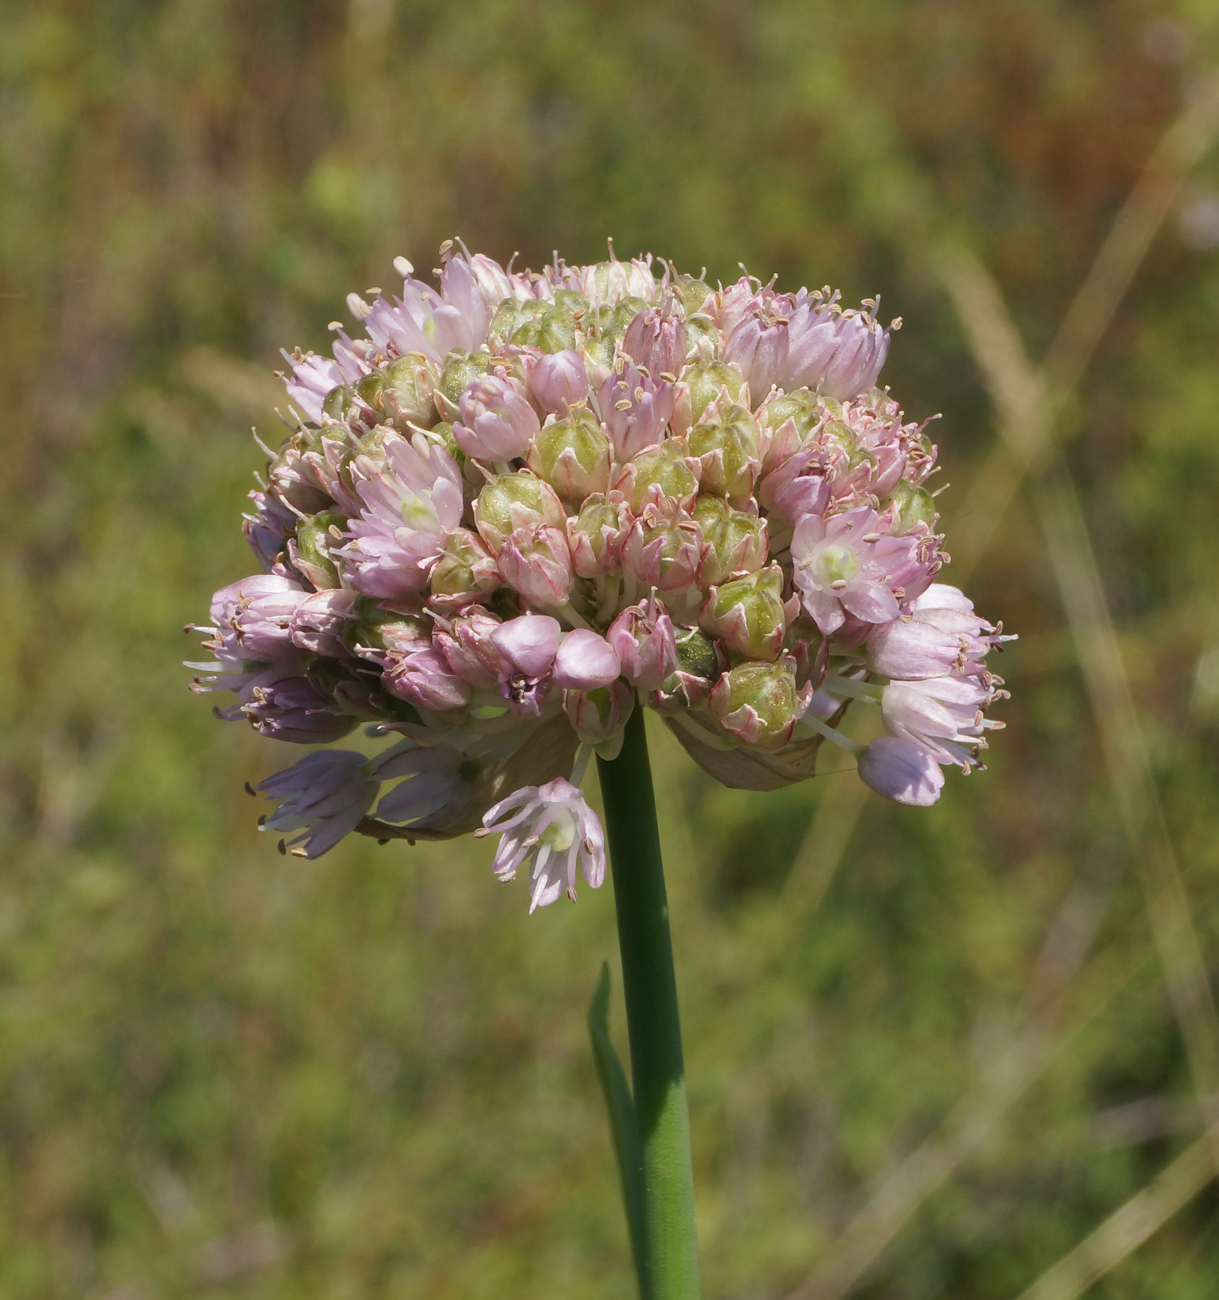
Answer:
4 3 1219 1296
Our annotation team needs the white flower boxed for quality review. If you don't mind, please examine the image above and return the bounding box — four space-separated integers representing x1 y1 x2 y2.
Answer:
478 778 606 912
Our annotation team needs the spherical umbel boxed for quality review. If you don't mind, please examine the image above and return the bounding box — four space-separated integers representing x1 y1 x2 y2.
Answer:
191 244 1010 909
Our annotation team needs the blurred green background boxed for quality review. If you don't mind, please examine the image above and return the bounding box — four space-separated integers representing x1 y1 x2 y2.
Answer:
5 2 1219 1297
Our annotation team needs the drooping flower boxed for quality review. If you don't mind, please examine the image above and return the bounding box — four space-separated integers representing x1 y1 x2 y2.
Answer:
259 750 379 857
478 778 607 911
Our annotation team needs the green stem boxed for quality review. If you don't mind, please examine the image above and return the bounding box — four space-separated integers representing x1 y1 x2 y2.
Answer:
597 708 700 1300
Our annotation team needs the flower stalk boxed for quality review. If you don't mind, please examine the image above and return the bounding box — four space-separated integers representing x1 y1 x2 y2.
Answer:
597 708 700 1300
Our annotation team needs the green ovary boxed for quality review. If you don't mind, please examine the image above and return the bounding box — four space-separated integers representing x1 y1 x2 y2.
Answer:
815 544 859 586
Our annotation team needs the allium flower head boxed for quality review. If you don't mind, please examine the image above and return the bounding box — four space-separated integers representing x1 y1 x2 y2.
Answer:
193 242 1010 909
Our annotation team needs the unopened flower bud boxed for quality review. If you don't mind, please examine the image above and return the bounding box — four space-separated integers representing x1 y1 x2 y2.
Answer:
564 680 635 753
497 523 575 608
475 472 566 551
650 626 720 714
757 389 823 470
693 496 768 586
526 408 612 504
606 599 678 691
374 353 437 426
617 439 700 511
883 480 938 535
709 657 809 750
435 348 494 420
857 735 944 806
527 349 590 415
672 361 748 434
321 384 361 425
699 565 789 661
568 494 627 577
428 528 502 608
342 602 429 659
513 306 579 353
687 403 762 503
672 274 713 315
293 510 346 589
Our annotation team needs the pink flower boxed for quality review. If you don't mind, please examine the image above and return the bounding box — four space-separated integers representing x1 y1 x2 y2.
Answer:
880 672 1002 770
553 630 621 690
527 349 590 415
781 292 892 399
208 574 308 660
478 777 607 911
866 584 1002 680
289 589 358 658
491 614 562 716
606 599 678 691
598 365 675 460
791 506 920 636
857 736 945 807
724 307 790 398
623 303 688 378
339 432 464 599
382 640 472 712
454 373 541 460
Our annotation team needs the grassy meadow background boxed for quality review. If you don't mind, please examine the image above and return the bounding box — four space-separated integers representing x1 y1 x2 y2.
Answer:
5 2 1219 1296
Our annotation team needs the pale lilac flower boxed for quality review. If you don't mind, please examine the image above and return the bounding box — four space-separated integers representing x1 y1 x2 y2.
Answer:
553 629 621 690
781 292 892 399
724 306 790 398
528 349 590 415
757 445 833 525
209 574 308 660
857 736 945 807
492 614 562 716
606 599 678 692
259 750 378 857
866 584 1002 680
289 589 358 658
382 640 472 712
340 432 464 599
497 523 575 608
479 777 607 911
372 743 469 826
880 673 1001 770
454 373 541 460
244 669 356 743
434 608 506 689
243 491 299 572
598 365 675 460
791 506 923 636
623 304 688 378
